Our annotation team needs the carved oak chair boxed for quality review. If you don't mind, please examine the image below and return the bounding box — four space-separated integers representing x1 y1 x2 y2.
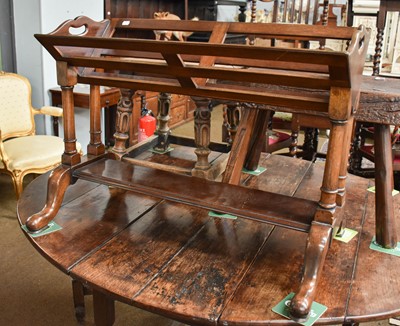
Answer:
0 71 80 198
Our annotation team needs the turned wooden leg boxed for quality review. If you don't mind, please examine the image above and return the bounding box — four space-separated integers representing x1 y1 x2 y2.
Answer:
315 121 347 224
72 279 91 321
192 97 212 174
153 92 172 153
87 85 106 156
25 165 71 231
93 288 115 326
374 124 397 248
289 222 332 322
61 85 81 166
223 105 258 185
336 118 353 207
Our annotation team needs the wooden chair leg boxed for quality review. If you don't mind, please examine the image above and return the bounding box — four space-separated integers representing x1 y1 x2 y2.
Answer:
11 173 23 200
374 123 397 248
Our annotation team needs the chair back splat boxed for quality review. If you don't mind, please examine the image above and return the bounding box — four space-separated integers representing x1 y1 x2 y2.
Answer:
29 16 370 322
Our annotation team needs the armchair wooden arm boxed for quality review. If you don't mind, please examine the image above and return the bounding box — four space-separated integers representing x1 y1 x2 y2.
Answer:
34 105 63 117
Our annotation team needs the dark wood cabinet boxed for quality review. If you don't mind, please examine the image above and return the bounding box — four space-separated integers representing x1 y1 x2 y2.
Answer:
104 0 246 21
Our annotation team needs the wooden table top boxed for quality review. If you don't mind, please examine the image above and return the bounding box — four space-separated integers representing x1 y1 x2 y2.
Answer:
17 154 400 325
357 75 400 125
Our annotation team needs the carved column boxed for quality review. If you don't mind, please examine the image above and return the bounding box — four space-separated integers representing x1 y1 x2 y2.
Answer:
112 88 134 160
153 92 171 153
193 97 212 173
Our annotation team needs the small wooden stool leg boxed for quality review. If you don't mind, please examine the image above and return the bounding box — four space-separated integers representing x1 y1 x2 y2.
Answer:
374 123 397 248
93 288 115 326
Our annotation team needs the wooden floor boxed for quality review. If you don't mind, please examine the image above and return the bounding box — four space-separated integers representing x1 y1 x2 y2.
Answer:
17 153 400 325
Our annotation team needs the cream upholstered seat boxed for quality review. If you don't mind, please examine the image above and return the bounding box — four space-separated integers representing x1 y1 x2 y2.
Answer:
0 71 81 198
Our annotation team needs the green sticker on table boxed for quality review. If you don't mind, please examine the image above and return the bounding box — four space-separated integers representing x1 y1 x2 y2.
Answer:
333 228 358 243
208 211 237 219
21 221 62 238
367 186 399 196
272 292 327 326
149 146 174 154
242 166 266 176
369 237 400 257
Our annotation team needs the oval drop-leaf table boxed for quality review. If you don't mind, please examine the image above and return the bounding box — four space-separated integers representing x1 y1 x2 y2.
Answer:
17 154 400 326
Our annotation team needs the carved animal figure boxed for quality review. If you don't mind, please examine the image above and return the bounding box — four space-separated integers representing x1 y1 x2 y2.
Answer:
153 12 199 41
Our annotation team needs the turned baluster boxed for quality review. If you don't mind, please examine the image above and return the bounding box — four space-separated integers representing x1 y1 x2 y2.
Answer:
112 89 134 160
153 92 172 153
315 120 348 224
192 97 212 173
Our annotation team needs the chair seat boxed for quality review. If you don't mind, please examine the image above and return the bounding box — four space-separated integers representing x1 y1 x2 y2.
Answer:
1 135 80 171
268 131 291 145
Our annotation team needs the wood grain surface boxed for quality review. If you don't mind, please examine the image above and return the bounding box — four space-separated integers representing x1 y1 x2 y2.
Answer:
17 154 400 324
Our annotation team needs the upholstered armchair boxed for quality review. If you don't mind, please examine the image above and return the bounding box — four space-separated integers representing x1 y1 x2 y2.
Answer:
0 71 80 198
